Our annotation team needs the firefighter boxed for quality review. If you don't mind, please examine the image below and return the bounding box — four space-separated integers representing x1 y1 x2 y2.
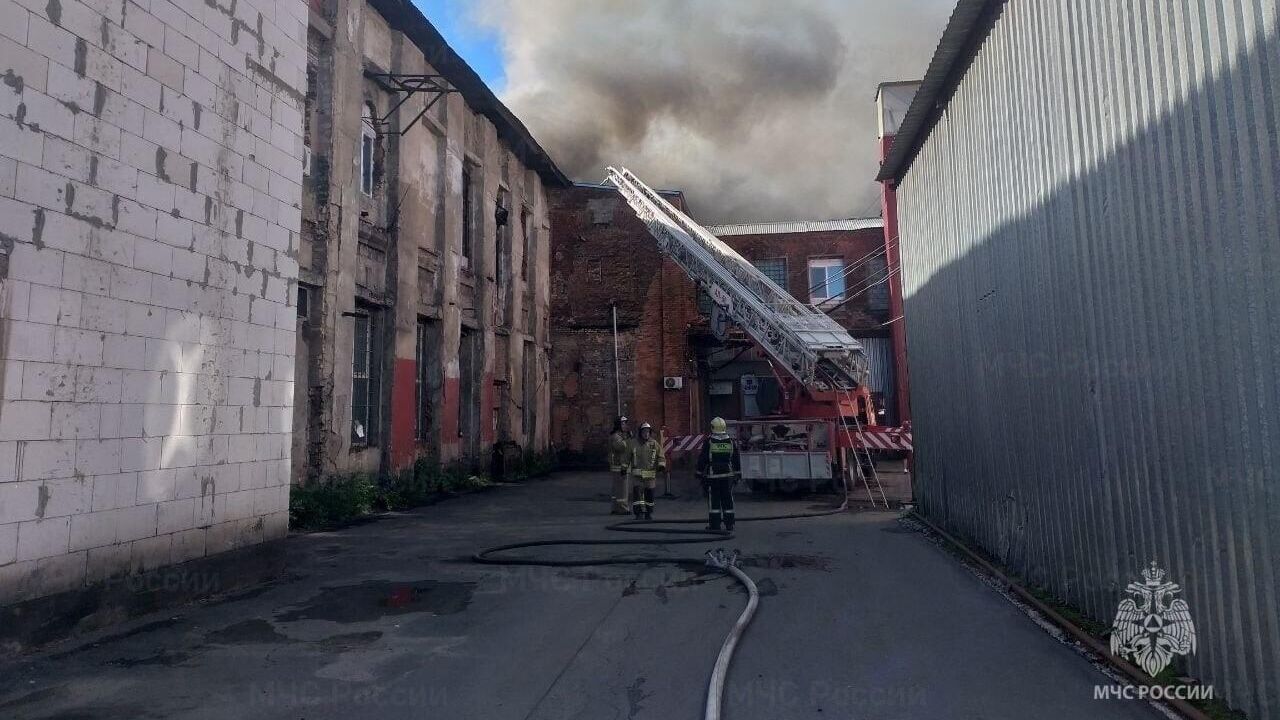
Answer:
629 422 666 520
607 416 632 515
696 417 740 531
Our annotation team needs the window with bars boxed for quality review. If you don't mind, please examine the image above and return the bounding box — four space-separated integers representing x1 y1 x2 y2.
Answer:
753 258 788 291
351 309 382 445
867 255 890 313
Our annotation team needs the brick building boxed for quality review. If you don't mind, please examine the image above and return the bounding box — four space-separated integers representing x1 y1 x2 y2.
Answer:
0 0 307 605
549 183 889 465
296 0 567 481
548 183 700 466
703 220 895 425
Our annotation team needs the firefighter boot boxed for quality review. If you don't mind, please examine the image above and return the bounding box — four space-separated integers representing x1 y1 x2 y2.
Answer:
643 488 655 521
631 486 643 519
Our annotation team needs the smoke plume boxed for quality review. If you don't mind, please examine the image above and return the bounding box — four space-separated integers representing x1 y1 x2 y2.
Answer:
475 0 953 223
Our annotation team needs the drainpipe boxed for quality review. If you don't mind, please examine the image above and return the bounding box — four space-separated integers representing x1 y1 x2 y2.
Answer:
612 302 622 417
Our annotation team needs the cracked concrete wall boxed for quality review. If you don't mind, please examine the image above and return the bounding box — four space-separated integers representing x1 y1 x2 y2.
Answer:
294 0 552 482
0 0 308 604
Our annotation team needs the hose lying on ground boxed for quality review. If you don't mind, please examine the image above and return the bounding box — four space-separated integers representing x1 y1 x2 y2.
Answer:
471 489 850 719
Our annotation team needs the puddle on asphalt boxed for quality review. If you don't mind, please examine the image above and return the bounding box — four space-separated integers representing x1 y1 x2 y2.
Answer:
274 580 475 624
205 618 296 645
103 650 193 667
739 553 834 571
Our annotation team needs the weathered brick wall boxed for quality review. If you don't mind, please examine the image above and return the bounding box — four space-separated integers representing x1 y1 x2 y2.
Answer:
0 0 307 604
721 228 890 337
549 185 702 465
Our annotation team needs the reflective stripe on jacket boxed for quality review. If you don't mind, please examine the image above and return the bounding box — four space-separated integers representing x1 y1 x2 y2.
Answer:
630 438 665 477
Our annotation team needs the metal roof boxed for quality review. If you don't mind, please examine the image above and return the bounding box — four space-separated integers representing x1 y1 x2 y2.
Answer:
876 0 1003 183
365 0 570 187
706 218 884 236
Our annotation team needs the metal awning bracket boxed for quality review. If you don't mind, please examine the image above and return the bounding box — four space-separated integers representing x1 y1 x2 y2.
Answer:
367 72 458 136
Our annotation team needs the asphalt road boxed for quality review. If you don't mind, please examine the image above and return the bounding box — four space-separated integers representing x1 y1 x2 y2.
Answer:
0 471 1166 720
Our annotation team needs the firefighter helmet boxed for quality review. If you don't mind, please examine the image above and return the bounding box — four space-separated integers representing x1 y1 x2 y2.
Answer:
710 417 727 434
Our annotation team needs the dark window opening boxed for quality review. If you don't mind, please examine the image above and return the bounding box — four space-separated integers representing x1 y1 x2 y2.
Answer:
519 206 531 281
495 188 510 290
415 319 432 442
351 307 382 445
297 285 310 320
867 255 890 314
461 166 474 268
523 341 536 443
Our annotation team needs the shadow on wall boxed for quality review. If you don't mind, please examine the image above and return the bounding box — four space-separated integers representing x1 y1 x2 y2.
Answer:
902 21 1278 719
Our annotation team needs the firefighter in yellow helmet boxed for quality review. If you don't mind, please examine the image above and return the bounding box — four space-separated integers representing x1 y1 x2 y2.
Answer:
696 417 740 531
629 422 666 520
606 416 632 514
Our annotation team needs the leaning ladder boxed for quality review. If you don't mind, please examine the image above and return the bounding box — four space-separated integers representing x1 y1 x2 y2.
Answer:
605 167 869 392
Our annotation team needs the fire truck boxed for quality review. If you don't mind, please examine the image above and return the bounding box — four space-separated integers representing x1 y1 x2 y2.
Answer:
605 168 911 504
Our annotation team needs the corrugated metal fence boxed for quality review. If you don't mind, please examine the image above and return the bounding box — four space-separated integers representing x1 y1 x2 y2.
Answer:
897 2 1279 716
855 337 896 425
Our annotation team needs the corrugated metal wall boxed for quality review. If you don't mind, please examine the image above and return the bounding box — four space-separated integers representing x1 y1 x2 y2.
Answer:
897 2 1280 716
856 337 896 424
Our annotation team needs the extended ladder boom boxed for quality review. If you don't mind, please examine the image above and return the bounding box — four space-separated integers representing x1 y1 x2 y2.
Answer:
605 167 869 391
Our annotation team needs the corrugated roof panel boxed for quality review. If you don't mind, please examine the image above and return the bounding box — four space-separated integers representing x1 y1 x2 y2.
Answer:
707 218 885 236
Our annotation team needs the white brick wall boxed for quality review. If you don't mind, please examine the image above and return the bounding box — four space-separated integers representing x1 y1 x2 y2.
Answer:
0 0 305 606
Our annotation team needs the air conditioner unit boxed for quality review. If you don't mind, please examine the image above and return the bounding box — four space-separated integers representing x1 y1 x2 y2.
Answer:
663 376 684 390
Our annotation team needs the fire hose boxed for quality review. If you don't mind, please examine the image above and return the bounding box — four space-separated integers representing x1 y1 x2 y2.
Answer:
472 491 850 719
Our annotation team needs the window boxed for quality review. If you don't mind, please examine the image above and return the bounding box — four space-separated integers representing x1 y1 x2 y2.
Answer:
461 166 474 268
296 285 310 320
753 258 788 290
351 308 382 444
808 258 846 305
522 341 536 442
458 328 476 442
415 319 431 441
867 255 890 314
360 105 376 196
495 188 510 291
519 206 531 281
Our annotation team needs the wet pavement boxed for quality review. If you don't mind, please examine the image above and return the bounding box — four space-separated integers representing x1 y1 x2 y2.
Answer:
0 471 1165 719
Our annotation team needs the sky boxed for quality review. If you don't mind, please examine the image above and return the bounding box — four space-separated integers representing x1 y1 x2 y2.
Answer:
411 0 506 89
412 0 954 224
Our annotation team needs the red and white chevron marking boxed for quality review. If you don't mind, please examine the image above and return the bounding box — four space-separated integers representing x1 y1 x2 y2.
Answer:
662 428 913 453
856 427 913 451
662 434 706 454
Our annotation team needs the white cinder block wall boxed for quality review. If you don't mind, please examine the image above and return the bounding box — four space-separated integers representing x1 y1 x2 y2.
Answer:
0 0 307 605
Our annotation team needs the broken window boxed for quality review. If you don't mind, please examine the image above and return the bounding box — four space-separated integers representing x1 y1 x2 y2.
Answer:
360 104 376 197
808 258 846 305
351 306 382 445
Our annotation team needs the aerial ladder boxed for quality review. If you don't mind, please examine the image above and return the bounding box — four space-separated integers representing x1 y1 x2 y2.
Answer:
604 167 888 506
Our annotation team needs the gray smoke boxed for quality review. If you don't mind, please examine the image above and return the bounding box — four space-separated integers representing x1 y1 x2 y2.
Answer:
475 0 953 223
